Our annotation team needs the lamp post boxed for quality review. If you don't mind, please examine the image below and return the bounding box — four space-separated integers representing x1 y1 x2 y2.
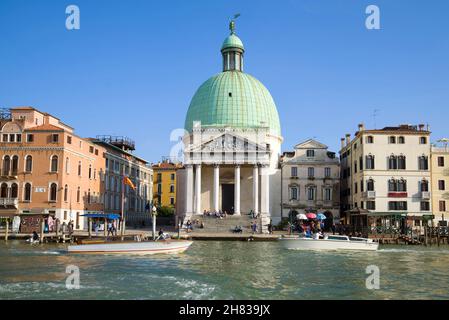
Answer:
152 206 157 241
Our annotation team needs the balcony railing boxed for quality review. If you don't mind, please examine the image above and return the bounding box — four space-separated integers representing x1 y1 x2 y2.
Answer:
0 198 18 207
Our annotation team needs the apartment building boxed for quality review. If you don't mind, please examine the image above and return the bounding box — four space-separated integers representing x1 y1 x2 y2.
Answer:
0 107 105 230
152 159 182 208
340 123 432 229
280 139 340 229
431 142 449 223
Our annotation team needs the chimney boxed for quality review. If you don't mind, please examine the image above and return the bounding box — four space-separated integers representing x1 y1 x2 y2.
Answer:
358 123 365 132
345 134 351 146
340 138 345 149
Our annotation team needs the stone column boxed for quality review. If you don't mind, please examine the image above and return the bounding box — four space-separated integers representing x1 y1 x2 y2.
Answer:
213 164 220 212
195 164 201 215
185 165 194 216
253 165 259 214
260 165 270 233
234 165 241 215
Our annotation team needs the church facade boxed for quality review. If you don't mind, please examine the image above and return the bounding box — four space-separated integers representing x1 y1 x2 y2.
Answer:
177 20 283 232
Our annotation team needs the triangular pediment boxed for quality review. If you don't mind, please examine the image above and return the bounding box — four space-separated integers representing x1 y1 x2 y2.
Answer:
294 139 328 150
188 132 268 153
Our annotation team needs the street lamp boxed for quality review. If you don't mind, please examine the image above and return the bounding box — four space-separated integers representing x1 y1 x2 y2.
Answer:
152 205 157 240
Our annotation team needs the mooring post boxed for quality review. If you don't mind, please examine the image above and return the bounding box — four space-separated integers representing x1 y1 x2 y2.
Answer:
40 218 45 244
88 218 92 239
104 218 107 237
5 218 9 241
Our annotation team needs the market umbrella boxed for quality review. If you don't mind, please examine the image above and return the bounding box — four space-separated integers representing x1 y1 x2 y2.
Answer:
306 213 317 219
296 213 308 220
317 213 327 220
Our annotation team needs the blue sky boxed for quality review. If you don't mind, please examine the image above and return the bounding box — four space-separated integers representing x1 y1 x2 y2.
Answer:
1 0 448 162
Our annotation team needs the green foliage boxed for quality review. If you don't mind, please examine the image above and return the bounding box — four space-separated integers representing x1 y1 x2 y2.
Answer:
157 206 175 217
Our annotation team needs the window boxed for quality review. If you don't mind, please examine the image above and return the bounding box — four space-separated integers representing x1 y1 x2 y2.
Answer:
50 155 58 172
420 180 429 192
306 150 315 157
51 134 59 143
67 136 72 144
308 167 315 178
25 155 32 172
420 137 427 144
170 173 175 181
170 197 175 206
388 155 398 170
421 201 430 211
438 157 445 167
354 161 357 173
389 201 407 211
290 186 298 200
354 182 358 194
2 134 8 142
78 161 82 176
64 185 68 202
24 183 31 201
76 187 81 203
9 134 15 142
11 183 18 198
16 134 22 142
360 179 364 192
49 183 57 202
398 155 406 170
324 188 332 201
157 184 162 194
366 155 375 170
88 165 92 179
388 179 407 192
418 156 429 170
2 156 10 175
359 157 363 171
89 146 94 153
397 179 407 192
95 149 99 156
0 183 7 198
439 201 446 212
27 134 34 142
65 157 70 174
366 201 376 210
169 184 175 193
11 155 18 175
366 136 374 144
307 186 316 200
398 136 405 144
324 167 331 178
291 167 298 177
439 180 446 191
367 179 375 191
389 136 396 144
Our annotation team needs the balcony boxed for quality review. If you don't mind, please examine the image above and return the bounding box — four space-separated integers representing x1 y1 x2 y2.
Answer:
421 191 431 200
363 191 376 199
0 198 18 207
388 192 408 198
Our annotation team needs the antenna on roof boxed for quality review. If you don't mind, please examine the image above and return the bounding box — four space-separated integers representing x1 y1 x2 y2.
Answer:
372 109 380 129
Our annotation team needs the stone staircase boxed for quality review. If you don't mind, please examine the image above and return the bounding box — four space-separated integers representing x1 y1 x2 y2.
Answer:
186 214 265 234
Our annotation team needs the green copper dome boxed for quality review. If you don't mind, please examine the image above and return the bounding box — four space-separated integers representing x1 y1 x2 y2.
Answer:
184 71 281 136
221 34 244 51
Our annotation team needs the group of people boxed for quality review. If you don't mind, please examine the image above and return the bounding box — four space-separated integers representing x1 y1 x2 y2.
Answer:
203 210 228 219
184 219 204 233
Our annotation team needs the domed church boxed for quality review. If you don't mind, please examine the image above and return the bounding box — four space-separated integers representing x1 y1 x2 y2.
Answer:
179 19 283 232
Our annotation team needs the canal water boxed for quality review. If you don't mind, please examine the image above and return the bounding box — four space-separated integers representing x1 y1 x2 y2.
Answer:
1 240 449 299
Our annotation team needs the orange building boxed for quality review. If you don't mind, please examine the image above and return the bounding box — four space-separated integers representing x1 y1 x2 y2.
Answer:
0 107 105 230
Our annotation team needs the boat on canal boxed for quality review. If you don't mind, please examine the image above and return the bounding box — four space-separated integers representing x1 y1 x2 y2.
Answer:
67 240 193 255
279 235 379 251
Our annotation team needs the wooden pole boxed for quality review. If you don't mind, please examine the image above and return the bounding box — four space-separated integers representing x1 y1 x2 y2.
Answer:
40 217 44 244
104 218 107 237
55 219 59 239
5 218 9 241
88 218 92 238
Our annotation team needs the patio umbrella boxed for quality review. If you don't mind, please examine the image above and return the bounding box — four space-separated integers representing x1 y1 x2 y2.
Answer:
306 213 317 219
317 213 327 220
296 213 308 220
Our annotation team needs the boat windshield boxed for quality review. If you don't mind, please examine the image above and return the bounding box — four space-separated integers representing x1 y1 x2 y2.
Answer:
326 235 349 241
349 237 369 242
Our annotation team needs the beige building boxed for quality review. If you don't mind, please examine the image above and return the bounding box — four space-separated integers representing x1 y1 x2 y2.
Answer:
431 142 449 223
280 139 340 229
340 123 432 231
0 107 105 230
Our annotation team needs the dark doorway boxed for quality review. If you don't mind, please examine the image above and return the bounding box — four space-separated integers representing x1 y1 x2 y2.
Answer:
323 211 333 231
221 184 234 214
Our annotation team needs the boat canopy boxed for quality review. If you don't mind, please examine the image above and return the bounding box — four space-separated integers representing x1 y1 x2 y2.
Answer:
81 213 120 220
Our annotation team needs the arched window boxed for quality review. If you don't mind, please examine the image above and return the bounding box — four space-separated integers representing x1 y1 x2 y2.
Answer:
367 179 375 191
78 161 82 176
398 136 405 144
11 183 18 198
389 155 398 170
51 155 58 172
87 189 91 204
365 155 375 169
11 155 19 175
24 183 31 201
2 156 10 176
76 187 81 203
25 155 33 172
389 136 396 144
1 183 8 198
49 183 57 201
64 185 68 202
65 157 70 174
398 155 406 170
88 165 92 179
421 180 429 192
388 179 397 192
398 179 407 192
419 156 429 170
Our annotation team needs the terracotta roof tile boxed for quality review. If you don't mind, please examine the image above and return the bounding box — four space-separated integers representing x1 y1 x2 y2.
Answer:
25 124 64 131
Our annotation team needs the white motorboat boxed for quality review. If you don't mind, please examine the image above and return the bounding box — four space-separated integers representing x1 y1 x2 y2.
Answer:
67 240 193 255
279 235 379 251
